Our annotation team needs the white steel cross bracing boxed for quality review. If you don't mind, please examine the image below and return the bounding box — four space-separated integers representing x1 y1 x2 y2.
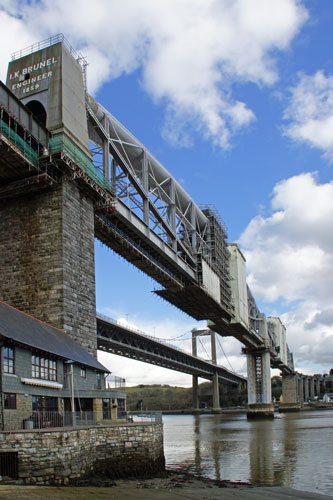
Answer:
86 96 211 280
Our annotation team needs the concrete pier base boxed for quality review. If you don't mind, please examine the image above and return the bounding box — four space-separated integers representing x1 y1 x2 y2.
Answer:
280 373 302 412
279 402 302 412
245 340 273 419
246 403 275 419
211 408 223 414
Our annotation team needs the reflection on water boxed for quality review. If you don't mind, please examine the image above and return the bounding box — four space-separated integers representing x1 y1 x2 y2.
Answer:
163 410 333 496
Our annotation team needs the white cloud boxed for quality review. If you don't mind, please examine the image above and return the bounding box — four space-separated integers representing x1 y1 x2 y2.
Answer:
284 71 333 161
239 172 333 373
0 0 307 148
0 9 35 82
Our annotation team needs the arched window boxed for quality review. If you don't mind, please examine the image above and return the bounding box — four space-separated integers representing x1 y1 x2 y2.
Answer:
26 100 47 126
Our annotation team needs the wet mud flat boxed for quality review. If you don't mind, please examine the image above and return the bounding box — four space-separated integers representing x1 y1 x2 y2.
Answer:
0 470 332 500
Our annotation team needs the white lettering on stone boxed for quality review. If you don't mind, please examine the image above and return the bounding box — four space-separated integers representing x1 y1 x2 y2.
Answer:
22 83 40 94
9 58 58 82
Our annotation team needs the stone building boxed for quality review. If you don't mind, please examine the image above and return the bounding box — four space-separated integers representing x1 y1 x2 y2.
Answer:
0 300 126 430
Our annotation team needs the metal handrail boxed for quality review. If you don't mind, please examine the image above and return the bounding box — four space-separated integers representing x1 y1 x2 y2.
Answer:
11 34 82 63
3 410 162 432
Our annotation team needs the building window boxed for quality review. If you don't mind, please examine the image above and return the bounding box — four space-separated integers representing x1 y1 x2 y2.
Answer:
32 355 57 381
80 367 86 379
103 399 111 419
4 393 16 410
117 398 126 419
4 347 15 374
32 396 58 412
96 373 102 389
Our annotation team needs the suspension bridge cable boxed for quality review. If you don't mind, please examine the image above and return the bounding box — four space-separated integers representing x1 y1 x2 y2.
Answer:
155 330 192 342
216 335 235 372
198 337 211 361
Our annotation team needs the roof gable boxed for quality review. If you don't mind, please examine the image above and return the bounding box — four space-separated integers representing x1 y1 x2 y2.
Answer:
0 301 109 373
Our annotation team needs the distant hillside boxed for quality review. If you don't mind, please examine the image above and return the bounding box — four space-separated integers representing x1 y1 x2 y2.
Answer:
125 382 246 411
126 384 192 411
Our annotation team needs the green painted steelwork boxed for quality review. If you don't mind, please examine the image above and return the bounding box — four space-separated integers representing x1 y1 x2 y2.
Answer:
0 118 39 166
49 133 112 193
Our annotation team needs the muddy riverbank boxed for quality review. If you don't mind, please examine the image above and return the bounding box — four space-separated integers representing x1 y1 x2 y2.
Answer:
0 471 332 500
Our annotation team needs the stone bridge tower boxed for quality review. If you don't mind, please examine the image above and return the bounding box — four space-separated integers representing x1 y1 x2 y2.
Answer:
0 37 102 355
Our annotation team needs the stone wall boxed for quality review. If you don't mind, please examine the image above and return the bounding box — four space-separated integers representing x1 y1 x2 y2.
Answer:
0 423 164 485
0 180 97 355
4 394 32 431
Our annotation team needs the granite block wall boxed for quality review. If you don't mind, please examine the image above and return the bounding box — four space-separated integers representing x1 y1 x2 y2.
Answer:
0 180 97 355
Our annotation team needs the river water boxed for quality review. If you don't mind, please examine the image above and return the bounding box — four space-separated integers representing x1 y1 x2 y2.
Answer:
163 410 333 496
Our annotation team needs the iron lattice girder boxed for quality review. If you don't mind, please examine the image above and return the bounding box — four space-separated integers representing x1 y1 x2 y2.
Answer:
94 213 189 288
86 97 209 267
96 316 245 385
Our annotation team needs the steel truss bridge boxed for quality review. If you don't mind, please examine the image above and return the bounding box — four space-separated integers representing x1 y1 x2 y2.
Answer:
0 37 294 381
96 314 245 385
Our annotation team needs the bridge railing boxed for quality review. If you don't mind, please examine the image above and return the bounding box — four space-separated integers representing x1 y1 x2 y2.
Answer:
11 33 83 65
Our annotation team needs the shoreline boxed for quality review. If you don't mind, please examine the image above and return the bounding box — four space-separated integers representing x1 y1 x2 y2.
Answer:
1 469 332 500
161 404 333 415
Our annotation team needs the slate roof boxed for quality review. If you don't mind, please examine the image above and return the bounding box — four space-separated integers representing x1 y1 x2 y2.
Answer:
0 301 109 373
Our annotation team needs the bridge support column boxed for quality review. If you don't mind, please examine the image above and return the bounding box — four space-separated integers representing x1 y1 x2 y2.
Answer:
212 372 221 413
304 376 310 402
309 377 315 401
245 348 274 419
210 331 221 414
279 373 301 412
298 375 304 407
191 332 200 413
192 375 200 412
314 376 321 398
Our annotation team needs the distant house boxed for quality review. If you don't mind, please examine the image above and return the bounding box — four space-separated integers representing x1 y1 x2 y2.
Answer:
322 393 333 403
0 301 126 430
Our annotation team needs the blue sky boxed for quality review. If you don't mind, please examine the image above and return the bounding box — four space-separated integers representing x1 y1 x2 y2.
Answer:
1 0 333 385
